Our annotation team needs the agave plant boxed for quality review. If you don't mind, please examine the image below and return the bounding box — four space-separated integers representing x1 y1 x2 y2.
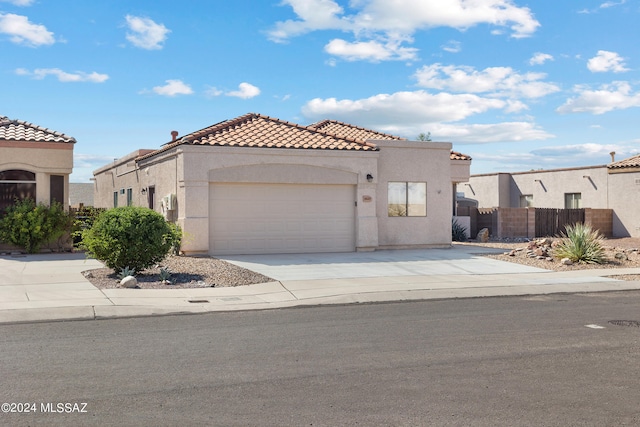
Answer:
117 266 136 279
553 223 606 264
452 219 468 242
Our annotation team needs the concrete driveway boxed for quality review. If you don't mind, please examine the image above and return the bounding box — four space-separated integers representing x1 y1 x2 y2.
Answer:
220 245 549 281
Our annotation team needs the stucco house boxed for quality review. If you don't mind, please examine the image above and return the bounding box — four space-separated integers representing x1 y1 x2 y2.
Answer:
93 113 471 255
0 116 75 212
457 153 640 237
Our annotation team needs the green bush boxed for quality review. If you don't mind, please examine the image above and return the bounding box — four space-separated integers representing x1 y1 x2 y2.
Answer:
553 223 606 264
81 206 182 273
0 199 71 253
452 219 468 242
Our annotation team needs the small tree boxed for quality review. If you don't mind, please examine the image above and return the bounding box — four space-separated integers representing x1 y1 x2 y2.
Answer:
81 206 182 274
0 199 71 253
417 132 432 142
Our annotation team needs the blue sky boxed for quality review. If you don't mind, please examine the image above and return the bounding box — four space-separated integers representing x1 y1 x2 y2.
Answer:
1 0 638 182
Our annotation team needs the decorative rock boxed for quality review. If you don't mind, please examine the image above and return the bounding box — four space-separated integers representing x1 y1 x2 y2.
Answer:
546 257 553 261
476 228 490 243
614 252 628 261
120 275 138 288
560 258 573 266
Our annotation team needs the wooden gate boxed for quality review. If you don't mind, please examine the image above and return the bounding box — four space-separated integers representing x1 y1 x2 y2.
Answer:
535 208 584 237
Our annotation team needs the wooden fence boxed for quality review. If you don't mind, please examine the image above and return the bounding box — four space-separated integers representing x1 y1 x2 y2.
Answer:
458 207 612 239
535 208 584 237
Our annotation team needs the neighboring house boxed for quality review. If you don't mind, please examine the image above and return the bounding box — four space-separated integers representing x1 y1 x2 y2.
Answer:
0 116 75 212
93 113 471 255
69 183 95 207
457 153 640 237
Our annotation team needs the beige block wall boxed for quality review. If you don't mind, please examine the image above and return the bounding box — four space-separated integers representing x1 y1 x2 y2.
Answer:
1 142 74 209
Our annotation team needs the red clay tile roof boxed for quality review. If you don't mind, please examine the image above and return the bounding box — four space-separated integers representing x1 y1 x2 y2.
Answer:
309 119 472 161
450 150 472 161
0 116 76 143
309 119 406 141
138 113 377 160
608 154 640 170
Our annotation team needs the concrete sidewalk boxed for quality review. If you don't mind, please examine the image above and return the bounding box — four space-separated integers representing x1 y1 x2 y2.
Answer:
2 247 640 325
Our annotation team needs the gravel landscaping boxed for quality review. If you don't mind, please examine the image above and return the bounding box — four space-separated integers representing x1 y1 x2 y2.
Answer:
83 255 274 290
82 237 640 290
459 237 640 281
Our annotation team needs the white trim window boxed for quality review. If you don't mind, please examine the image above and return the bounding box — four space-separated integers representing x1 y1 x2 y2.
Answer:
388 182 427 217
565 193 581 209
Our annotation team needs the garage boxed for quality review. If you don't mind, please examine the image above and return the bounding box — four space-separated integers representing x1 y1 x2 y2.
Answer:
209 183 356 255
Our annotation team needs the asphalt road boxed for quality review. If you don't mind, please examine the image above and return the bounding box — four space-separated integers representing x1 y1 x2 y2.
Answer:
2 292 640 426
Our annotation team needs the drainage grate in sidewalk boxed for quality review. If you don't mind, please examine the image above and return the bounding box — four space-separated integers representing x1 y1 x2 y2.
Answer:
188 299 209 304
608 320 640 327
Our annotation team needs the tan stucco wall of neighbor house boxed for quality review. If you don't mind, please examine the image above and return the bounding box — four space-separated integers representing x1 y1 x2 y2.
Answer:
458 166 609 209
608 169 640 237
0 141 74 209
374 140 454 248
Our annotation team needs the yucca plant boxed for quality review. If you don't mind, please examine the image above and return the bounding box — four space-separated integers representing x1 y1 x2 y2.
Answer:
553 223 606 264
452 219 468 242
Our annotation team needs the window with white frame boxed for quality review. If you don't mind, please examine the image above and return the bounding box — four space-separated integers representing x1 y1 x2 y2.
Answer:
126 188 133 206
564 193 581 209
388 182 427 216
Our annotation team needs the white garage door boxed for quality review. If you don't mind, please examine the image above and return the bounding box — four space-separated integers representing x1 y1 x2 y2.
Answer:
210 183 356 255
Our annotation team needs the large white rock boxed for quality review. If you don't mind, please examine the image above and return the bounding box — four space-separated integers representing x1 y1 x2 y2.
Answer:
120 275 138 288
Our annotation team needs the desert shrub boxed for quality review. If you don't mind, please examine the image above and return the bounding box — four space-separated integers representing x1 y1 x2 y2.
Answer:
81 206 182 273
0 199 71 253
452 219 468 242
553 223 606 264
71 206 106 247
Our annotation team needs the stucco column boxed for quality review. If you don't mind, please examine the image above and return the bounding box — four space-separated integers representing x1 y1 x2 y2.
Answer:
356 181 378 251
178 181 210 255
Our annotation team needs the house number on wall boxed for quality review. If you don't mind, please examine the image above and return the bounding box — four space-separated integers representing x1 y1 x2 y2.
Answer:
362 195 372 202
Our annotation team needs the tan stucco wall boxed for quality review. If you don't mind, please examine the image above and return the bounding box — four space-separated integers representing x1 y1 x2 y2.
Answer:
374 140 454 248
459 166 609 209
608 170 640 237
0 142 74 209
94 141 467 254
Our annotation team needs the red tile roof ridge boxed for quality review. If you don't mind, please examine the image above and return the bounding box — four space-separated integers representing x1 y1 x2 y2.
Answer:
0 116 76 143
608 154 640 169
309 119 406 141
136 112 378 161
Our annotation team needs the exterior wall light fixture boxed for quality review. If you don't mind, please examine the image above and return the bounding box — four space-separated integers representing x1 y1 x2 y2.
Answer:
366 173 374 182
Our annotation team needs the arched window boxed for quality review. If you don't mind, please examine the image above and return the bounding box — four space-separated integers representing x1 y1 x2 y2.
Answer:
0 169 36 212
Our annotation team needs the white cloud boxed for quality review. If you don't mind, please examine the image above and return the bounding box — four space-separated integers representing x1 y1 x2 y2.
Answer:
15 67 109 82
413 64 560 99
269 0 538 62
0 0 35 5
600 0 626 9
429 122 553 143
226 82 261 99
587 50 629 73
324 38 418 62
441 40 461 53
125 15 170 50
302 90 507 126
204 86 223 97
529 52 553 65
557 81 640 115
271 0 539 41
0 13 55 46
152 79 193 96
